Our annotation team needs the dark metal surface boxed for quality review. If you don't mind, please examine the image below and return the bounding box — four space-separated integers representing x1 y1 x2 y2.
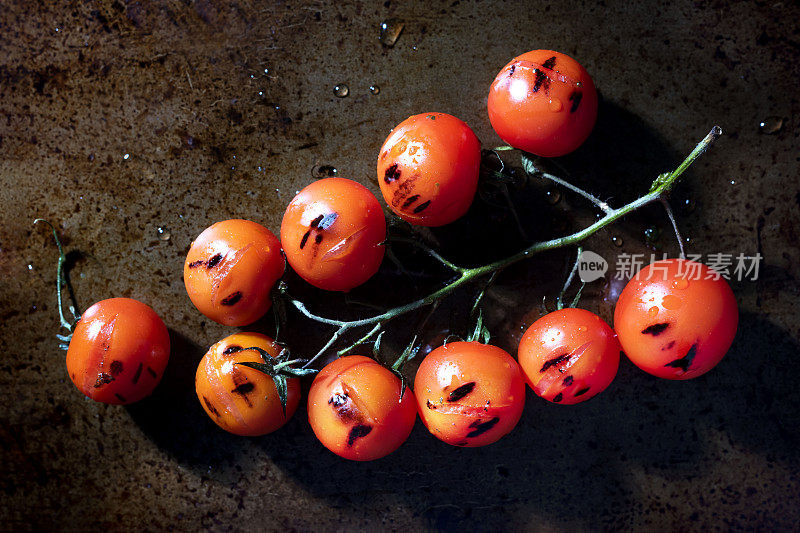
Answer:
2 1 799 531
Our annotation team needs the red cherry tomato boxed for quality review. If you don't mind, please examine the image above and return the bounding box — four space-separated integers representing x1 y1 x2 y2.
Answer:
614 258 738 380
66 298 170 405
184 219 284 327
281 178 386 292
195 332 300 436
414 341 525 447
518 308 620 404
488 50 598 157
307 355 417 461
377 112 481 227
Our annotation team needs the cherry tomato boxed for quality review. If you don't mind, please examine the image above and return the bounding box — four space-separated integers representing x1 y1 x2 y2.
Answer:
184 219 284 327
414 341 525 447
518 308 620 404
614 258 738 380
281 178 386 292
307 355 417 461
195 332 300 436
377 112 481 227
488 50 598 157
66 298 170 405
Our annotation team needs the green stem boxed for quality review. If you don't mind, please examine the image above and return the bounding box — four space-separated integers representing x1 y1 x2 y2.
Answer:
288 127 720 357
34 219 81 332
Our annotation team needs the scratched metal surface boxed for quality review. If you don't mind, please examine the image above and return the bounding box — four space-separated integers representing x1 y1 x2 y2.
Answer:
1 1 799 531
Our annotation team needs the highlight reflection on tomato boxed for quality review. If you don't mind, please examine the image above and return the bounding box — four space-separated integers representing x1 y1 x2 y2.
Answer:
377 112 482 227
195 332 300 436
488 49 598 157
614 258 738 380
518 308 620 404
66 298 170 405
414 341 525 447
184 219 284 327
281 178 386 292
307 355 417 461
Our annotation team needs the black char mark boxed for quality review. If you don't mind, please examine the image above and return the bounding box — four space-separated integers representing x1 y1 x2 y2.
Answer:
542 56 557 69
664 343 698 373
299 230 311 249
426 400 437 410
553 393 563 403
188 260 205 268
94 372 114 388
384 163 401 184
574 387 590 397
413 200 431 214
115 393 126 403
314 234 323 245
466 417 500 438
540 352 571 373
146 366 157 379
203 396 221 417
401 194 420 210
328 392 348 407
642 323 670 336
568 90 583 113
206 253 223 269
223 345 243 355
347 424 373 446
232 382 255 407
662 340 676 351
508 64 516 76
309 214 325 228
447 382 476 402
562 375 574 386
131 362 143 384
221 291 242 306
109 360 123 376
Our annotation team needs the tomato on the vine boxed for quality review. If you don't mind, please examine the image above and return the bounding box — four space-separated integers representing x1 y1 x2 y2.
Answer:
307 355 417 461
195 332 300 436
614 258 738 380
281 178 386 292
66 298 170 405
414 341 525 447
377 112 481 227
518 308 620 404
184 219 284 327
488 50 598 157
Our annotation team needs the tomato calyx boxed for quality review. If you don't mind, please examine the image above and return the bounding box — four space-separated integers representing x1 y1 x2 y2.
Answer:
235 346 317 415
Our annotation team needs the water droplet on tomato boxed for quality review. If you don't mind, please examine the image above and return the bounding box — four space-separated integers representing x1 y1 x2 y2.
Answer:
333 84 349 98
379 19 404 47
671 278 689 290
577 325 588 332
648 306 659 317
758 116 783 134
548 98 563 112
662 294 683 310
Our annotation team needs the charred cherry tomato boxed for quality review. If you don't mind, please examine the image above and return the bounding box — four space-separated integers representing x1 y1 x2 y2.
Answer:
614 258 738 380
195 332 300 436
488 50 598 157
414 341 525 447
518 308 620 404
377 112 481 227
184 219 284 327
281 178 386 292
307 355 417 461
66 298 170 405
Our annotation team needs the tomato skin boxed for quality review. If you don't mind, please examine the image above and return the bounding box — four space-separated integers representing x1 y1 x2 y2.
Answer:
488 50 598 157
377 112 481 227
184 219 284 327
307 355 417 461
281 178 386 292
66 298 170 405
195 332 299 436
614 259 738 380
518 308 620 404
414 341 525 447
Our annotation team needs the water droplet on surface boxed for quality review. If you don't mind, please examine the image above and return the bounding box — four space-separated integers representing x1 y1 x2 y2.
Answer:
730 180 736 185
379 19 404 47
648 306 659 317
545 188 561 204
548 98 563 112
312 165 338 179
681 197 696 214
611 236 624 247
758 116 783 134
333 84 349 98
27 263 34 271
123 153 130 160
671 278 689 290
369 85 380 95
644 225 661 244
157 227 170 241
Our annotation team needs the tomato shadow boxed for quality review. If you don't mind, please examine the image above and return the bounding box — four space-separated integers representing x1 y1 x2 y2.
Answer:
258 311 798 531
